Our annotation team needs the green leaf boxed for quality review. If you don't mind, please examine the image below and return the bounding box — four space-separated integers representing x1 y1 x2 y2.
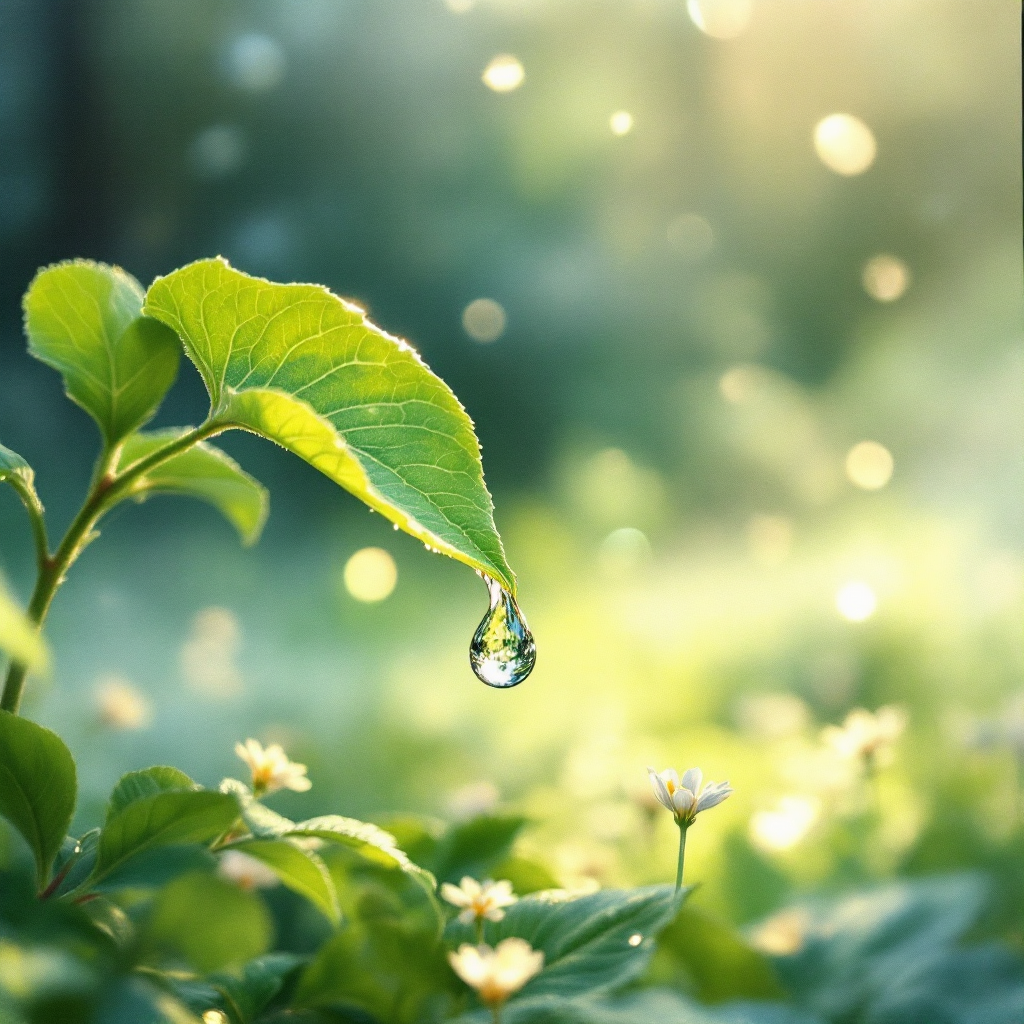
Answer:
0 710 76 888
147 872 272 973
144 258 516 592
208 954 305 1024
115 430 268 546
646 905 786 1002
23 261 180 446
462 886 686 1001
431 814 528 885
0 442 38 503
88 790 238 889
0 575 48 672
96 976 204 1024
228 838 340 923
107 766 196 818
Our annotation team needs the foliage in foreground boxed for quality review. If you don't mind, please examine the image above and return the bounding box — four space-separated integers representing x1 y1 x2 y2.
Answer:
1 259 1023 1023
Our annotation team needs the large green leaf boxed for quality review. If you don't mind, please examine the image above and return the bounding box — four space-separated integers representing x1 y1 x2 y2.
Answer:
0 711 76 889
228 838 340 923
456 886 686 1001
143 258 515 591
147 872 273 974
0 576 48 672
429 813 528 885
88 790 239 888
115 430 268 546
23 261 180 445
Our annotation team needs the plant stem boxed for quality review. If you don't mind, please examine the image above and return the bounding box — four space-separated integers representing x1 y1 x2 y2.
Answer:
475 918 484 945
7 477 50 575
0 422 222 714
491 1005 502 1024
675 823 688 891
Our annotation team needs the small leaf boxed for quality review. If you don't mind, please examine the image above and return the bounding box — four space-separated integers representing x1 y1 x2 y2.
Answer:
107 766 197 818
88 790 238 889
465 886 686 1001
0 710 76 888
0 575 48 672
23 260 180 445
0 442 38 504
146 871 272 974
144 258 516 592
228 837 340 923
116 430 269 546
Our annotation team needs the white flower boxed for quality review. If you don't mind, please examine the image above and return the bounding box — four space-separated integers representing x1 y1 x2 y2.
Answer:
448 938 544 1005
95 676 152 730
822 706 907 766
440 877 518 924
647 766 732 826
234 738 312 795
217 850 279 890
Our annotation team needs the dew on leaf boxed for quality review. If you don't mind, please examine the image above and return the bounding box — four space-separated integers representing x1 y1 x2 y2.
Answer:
470 575 537 688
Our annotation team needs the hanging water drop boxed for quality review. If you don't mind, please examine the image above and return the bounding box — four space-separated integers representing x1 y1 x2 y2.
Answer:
470 575 536 688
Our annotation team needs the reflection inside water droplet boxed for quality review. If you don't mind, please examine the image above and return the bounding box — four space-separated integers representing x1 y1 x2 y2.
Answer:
470 575 537 688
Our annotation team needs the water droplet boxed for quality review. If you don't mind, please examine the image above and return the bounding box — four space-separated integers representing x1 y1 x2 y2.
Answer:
470 575 537 688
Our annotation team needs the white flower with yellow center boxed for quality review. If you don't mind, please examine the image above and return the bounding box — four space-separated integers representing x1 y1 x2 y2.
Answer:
448 938 543 1008
234 738 312 796
647 766 732 826
217 850 279 890
822 706 907 767
441 877 518 925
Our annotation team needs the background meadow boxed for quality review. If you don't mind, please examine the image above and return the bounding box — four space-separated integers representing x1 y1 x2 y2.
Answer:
1 0 1022 948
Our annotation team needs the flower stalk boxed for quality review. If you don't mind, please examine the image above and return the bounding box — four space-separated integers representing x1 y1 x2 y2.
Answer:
675 823 687 891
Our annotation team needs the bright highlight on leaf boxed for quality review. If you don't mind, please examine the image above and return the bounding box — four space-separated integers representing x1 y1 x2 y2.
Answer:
143 258 516 593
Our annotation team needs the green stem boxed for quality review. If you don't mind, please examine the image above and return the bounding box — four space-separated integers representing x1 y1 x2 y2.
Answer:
675 823 688 891
8 477 50 575
0 422 223 714
491 1005 502 1024
475 918 485 945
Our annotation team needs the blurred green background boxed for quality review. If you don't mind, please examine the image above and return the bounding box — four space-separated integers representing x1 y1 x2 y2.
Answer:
1 0 1021 934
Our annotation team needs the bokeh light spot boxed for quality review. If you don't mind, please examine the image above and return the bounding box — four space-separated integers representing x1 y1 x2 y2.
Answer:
862 254 910 302
344 547 398 603
835 581 877 622
462 298 507 342
482 55 524 92
667 213 713 262
598 527 652 578
718 363 762 403
686 0 753 40
223 34 286 93
845 441 894 490
189 125 247 179
627 933 643 947
609 111 634 136
814 114 876 175
749 796 820 852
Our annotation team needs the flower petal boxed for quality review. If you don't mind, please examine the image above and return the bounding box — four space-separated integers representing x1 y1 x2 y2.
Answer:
696 781 733 812
647 767 675 812
672 787 696 815
441 882 471 908
680 767 702 796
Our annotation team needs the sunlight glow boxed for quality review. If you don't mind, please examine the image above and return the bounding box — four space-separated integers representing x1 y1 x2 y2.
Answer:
814 114 876 175
746 515 793 566
462 298 507 342
482 55 525 92
749 796 820 852
845 441 894 490
344 547 398 602
686 0 753 40
609 111 634 136
862 254 910 302
835 581 877 622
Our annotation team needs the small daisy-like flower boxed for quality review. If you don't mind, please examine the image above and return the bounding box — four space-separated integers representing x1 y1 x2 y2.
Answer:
822 706 907 767
448 938 544 1006
647 766 732 827
217 850 279 890
234 738 312 796
441 877 518 924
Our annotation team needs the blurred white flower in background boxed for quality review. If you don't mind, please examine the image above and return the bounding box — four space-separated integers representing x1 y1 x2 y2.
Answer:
95 675 152 730
647 766 732 825
862 254 911 302
180 607 243 697
448 938 544 1005
445 780 500 820
441 877 518 924
235 738 312 796
217 850 279 890
822 706 907 768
